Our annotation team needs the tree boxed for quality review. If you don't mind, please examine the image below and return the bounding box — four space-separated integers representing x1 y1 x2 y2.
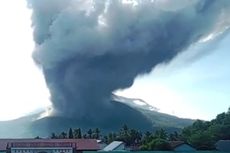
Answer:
136 130 143 144
140 138 171 151
113 132 118 140
182 107 230 150
103 135 108 144
93 128 100 139
149 138 171 151
51 133 57 139
227 107 230 114
87 129 93 138
83 134 87 138
78 128 82 138
129 129 142 145
188 131 214 150
68 128 74 139
108 132 114 143
74 128 82 138
142 131 152 144
60 132 67 139
119 124 130 144
154 129 167 139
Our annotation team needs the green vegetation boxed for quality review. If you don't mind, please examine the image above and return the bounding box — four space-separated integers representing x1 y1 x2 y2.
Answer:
182 107 230 150
49 125 172 150
49 107 230 151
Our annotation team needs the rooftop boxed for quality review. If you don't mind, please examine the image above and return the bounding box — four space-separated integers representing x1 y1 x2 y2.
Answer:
0 139 99 151
103 141 124 151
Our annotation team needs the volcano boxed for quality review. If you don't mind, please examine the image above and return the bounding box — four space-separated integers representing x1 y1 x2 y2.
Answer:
0 96 193 138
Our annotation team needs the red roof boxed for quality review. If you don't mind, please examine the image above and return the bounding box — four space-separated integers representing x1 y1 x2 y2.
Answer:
0 139 99 151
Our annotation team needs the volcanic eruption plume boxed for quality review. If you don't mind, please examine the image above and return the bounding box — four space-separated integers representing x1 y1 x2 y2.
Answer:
27 0 230 128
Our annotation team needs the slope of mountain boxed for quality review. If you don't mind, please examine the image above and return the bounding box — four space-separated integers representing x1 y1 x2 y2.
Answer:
0 96 194 138
113 95 194 128
0 113 38 138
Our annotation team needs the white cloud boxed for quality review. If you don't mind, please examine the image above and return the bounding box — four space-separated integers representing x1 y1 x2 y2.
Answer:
0 0 50 121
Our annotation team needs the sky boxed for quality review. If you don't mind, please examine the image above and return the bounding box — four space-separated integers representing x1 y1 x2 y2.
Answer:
0 0 50 121
116 33 230 120
0 0 229 121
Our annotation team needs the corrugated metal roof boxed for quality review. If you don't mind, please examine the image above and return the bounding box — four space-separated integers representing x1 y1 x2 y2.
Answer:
0 139 99 151
102 141 124 151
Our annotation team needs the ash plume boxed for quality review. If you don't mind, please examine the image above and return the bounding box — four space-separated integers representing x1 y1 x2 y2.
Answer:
27 0 230 127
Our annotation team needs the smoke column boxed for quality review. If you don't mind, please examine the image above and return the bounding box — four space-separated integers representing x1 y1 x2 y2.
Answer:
27 0 230 126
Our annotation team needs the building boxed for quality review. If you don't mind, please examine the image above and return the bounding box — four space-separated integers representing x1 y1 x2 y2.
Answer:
169 141 196 152
0 139 99 153
102 141 125 151
216 140 230 152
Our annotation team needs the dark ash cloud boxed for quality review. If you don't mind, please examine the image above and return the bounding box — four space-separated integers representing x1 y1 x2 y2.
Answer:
27 0 230 128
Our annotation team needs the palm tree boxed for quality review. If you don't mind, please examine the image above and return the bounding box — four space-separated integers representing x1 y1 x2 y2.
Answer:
93 128 100 139
68 128 74 139
51 133 57 139
87 129 93 138
131 130 142 144
103 135 108 144
78 128 82 138
155 129 167 139
60 132 67 139
108 132 114 143
74 128 82 138
142 131 152 144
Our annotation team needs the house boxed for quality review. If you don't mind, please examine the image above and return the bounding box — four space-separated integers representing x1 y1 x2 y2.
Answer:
169 141 196 152
215 140 230 152
0 139 99 153
102 141 125 151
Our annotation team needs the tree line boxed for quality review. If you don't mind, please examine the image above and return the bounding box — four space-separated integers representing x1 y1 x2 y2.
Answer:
182 107 230 150
47 107 230 151
48 125 180 151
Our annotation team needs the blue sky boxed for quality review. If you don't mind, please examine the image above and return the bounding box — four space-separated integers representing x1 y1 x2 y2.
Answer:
116 32 230 120
0 0 229 121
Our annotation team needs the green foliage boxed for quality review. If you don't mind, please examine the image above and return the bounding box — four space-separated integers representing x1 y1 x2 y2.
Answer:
169 131 180 141
60 132 67 138
68 128 73 139
74 128 82 138
51 132 57 139
154 128 167 139
149 138 171 151
103 135 108 144
140 129 171 151
140 138 171 151
115 124 143 146
182 107 230 150
92 128 100 139
87 129 93 138
47 107 230 151
49 125 174 151
142 131 152 145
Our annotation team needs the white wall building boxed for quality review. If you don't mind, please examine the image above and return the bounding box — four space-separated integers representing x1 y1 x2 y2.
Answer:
0 139 99 153
11 147 73 153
